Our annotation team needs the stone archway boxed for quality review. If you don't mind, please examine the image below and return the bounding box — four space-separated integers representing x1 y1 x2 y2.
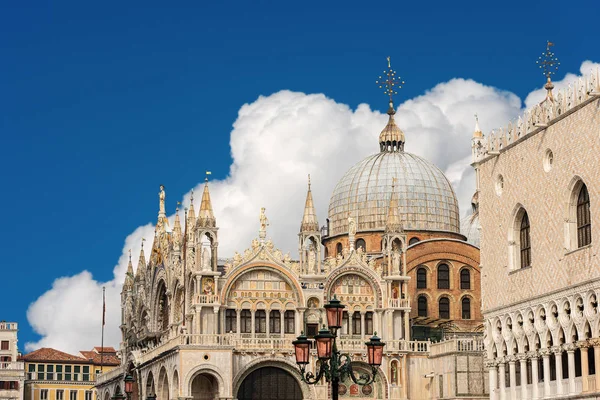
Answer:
237 367 302 400
190 373 219 400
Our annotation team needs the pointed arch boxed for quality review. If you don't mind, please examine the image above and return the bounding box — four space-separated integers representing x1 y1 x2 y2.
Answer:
508 204 531 270
566 177 592 249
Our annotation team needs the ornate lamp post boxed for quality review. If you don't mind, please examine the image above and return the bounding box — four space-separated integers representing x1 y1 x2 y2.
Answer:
292 296 385 400
123 374 134 400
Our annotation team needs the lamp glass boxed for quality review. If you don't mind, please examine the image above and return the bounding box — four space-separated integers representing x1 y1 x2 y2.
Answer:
314 327 334 359
124 374 134 394
324 296 345 330
292 333 310 365
365 333 385 366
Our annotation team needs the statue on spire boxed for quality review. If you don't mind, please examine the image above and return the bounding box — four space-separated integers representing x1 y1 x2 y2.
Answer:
158 185 166 216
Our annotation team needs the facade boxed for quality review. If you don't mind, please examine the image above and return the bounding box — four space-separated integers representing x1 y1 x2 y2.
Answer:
22 347 119 400
0 322 25 400
475 68 600 399
95 65 486 400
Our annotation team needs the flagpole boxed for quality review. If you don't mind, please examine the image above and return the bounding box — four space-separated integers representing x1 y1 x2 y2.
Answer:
101 286 105 374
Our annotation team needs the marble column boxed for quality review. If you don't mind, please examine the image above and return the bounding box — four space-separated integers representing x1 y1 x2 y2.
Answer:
566 343 576 394
529 352 539 400
298 309 305 335
498 359 506 400
360 312 365 339
541 349 551 398
552 346 564 396
518 355 528 400
280 311 285 336
236 309 241 335
250 310 256 338
403 311 410 340
592 339 600 392
508 356 517 400
487 360 498 400
265 309 270 336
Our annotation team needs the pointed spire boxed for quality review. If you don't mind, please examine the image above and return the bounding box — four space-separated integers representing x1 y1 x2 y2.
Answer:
188 188 196 220
473 114 483 138
198 176 216 227
300 174 319 232
135 240 147 280
173 205 182 236
124 250 134 290
385 178 403 233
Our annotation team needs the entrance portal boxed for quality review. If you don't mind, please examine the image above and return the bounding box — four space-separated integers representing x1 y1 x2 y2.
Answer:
237 367 302 400
191 373 218 400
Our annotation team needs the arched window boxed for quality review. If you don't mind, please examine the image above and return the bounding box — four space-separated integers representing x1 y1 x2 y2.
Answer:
255 310 266 333
365 312 373 335
437 264 450 289
240 310 252 333
418 296 428 317
269 310 281 334
284 310 295 334
336 242 343 256
355 239 366 252
409 237 420 246
352 312 361 335
462 298 471 319
225 309 237 333
460 269 471 290
520 212 531 269
417 268 427 289
577 184 592 247
439 297 450 319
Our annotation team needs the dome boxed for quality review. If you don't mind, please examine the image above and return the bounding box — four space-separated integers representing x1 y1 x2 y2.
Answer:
328 151 460 236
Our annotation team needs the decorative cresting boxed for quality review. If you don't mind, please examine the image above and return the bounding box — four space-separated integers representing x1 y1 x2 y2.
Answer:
376 56 405 152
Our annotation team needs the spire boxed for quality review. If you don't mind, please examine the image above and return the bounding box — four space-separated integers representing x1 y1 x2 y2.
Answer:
385 178 403 233
536 41 560 103
300 174 319 232
473 114 483 138
188 188 196 220
124 250 134 290
198 175 216 227
376 57 406 152
173 205 182 243
135 240 147 280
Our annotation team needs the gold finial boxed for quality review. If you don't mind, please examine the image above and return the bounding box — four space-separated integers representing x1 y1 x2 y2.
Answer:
536 41 560 101
376 56 405 114
308 174 311 189
141 238 145 249
128 249 132 260
205 171 212 182
190 188 194 203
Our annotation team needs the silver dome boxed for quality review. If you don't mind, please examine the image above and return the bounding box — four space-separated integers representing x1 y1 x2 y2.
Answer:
328 152 460 236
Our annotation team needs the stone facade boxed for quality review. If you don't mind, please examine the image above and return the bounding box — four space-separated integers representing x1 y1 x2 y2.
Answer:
475 70 600 399
0 322 24 400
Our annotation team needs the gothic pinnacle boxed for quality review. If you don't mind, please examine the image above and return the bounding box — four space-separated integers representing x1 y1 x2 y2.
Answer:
198 178 216 228
300 174 319 233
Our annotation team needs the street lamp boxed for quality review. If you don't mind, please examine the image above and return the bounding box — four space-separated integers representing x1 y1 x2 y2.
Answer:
293 296 385 400
124 374 134 400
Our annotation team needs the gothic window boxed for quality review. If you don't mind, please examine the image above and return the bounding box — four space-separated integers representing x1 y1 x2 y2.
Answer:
240 310 251 333
520 212 531 268
284 310 295 334
577 184 592 247
417 267 427 289
418 296 428 317
460 269 471 290
439 297 450 319
342 311 349 335
336 242 343 256
269 310 281 334
255 310 266 333
409 237 420 245
355 239 366 252
462 298 471 319
352 312 361 335
225 309 237 333
437 264 450 289
365 312 373 335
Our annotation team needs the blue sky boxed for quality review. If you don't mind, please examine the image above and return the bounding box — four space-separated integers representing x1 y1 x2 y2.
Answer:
1 1 598 351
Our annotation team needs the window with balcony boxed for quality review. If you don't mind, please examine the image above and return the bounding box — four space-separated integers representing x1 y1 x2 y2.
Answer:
269 310 281 334
284 310 295 334
56 365 63 381
225 309 237 333
27 364 35 379
47 365 54 380
240 310 251 333
82 366 89 382
38 364 45 380
255 310 266 333
74 366 80 381
65 365 72 381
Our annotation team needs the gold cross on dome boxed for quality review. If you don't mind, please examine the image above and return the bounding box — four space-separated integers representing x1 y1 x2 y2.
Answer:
376 56 405 103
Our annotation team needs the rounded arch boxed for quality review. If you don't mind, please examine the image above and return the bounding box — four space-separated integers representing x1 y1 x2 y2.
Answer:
355 238 367 252
459 266 472 290
184 364 227 398
435 262 451 290
158 366 170 400
232 358 314 400
336 242 343 256
324 266 383 309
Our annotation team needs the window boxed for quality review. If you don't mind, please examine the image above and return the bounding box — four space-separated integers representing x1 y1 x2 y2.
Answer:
577 184 592 247
336 242 343 256
342 312 349 335
269 310 281 334
462 298 471 319
409 237 420 245
56 365 63 380
74 366 80 381
65 365 72 381
306 324 319 338
417 267 427 289
38 364 45 380
418 296 428 317
365 312 373 335
225 309 237 333
255 310 266 333
47 365 54 380
355 239 366 252
520 212 531 268
284 310 295 334
57 390 64 400
41 390 48 400
0 341 8 350
437 264 450 289
82 366 89 382
240 310 251 333
70 391 77 400
352 312 361 335
460 269 471 290
439 297 450 319
85 391 92 400
27 364 35 380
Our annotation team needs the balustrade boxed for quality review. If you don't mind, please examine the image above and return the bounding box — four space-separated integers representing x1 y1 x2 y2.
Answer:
387 298 410 309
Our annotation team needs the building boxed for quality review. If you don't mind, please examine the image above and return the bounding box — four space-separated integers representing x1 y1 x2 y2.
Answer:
22 347 119 400
0 322 25 400
95 61 486 400
474 53 600 398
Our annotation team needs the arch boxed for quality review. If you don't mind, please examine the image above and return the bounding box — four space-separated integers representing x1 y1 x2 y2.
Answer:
566 177 592 249
336 242 343 256
459 267 471 290
158 366 170 400
184 364 227 398
171 370 179 399
355 238 366 252
190 373 218 400
409 237 420 246
417 295 428 317
146 371 156 397
437 263 450 289
416 267 427 289
154 279 169 331
508 205 531 270
439 297 450 319
324 266 383 309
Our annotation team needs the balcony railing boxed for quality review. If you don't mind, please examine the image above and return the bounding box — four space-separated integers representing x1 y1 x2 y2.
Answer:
0 362 24 371
0 322 17 330
194 294 220 305
95 366 124 386
387 298 410 309
429 337 484 357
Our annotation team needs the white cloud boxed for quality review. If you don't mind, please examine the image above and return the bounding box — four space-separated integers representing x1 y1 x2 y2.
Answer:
25 61 597 353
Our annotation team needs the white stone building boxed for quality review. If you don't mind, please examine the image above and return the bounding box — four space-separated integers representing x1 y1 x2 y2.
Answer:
0 322 25 400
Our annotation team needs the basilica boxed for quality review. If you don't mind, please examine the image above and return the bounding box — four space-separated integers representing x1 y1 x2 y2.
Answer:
95 63 486 400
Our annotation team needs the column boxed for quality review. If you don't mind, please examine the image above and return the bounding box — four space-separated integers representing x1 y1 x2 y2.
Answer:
530 352 539 400
375 310 383 336
280 310 285 336
298 309 305 335
498 359 506 400
250 310 256 338
348 313 353 336
213 307 219 334
487 361 498 400
508 356 517 400
519 355 528 400
360 312 365 339
236 309 241 335
552 346 563 396
403 311 410 340
566 344 576 394
594 340 600 393
265 309 270 337
541 349 551 398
